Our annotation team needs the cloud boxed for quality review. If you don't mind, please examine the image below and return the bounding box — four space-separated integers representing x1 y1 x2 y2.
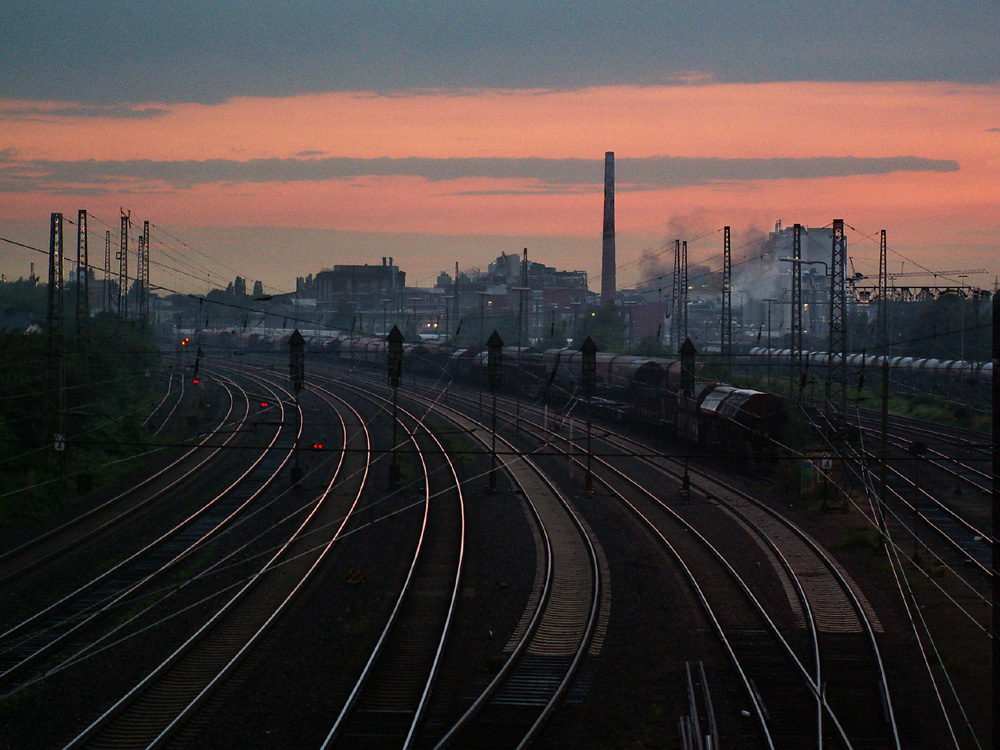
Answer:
0 105 168 120
1 2 997 103
0 154 960 194
988 127 1000 133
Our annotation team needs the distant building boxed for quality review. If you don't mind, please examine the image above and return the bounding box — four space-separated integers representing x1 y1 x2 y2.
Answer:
315 258 405 311
483 252 588 290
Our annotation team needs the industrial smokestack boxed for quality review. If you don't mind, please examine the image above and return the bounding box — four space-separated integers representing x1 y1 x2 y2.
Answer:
601 151 616 306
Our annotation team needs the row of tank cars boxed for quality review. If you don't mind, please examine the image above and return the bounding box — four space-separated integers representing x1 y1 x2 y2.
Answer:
745 347 993 401
747 347 993 383
184 329 786 465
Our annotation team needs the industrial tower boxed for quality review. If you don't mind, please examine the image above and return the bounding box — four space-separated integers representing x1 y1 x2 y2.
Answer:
601 151 616 306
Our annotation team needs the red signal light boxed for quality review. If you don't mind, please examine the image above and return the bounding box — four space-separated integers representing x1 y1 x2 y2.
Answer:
312 443 323 450
193 378 200 384
260 401 269 408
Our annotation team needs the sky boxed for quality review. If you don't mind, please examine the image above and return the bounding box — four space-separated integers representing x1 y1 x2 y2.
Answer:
1 1 998 296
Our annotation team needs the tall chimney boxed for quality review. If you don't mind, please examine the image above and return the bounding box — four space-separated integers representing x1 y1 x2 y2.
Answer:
601 151 616 306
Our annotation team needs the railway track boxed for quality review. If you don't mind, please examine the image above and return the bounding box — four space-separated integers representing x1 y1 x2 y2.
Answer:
806 407 993 584
849 408 993 510
403 377 900 748
0 372 292 696
0 374 237 588
320 369 606 749
3 347 982 747
60 370 369 749
141 366 184 437
320 382 466 749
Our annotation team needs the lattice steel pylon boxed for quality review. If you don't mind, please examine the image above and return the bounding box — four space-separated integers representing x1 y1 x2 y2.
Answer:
47 213 64 354
790 223 802 399
680 240 689 343
877 229 888 351
721 226 732 374
47 213 66 462
827 218 847 419
76 209 88 332
118 211 130 319
137 235 145 327
104 230 111 312
671 239 681 348
142 220 150 325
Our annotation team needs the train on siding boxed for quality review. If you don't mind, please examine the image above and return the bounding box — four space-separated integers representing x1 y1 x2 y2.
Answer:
181 328 786 462
742 347 992 402
330 336 787 464
181 325 989 463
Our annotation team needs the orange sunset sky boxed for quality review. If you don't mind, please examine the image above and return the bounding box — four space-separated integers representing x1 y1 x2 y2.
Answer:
1 3 998 294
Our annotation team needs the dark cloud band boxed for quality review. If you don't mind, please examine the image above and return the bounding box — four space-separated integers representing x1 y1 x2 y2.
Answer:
1 3 996 103
0 153 960 194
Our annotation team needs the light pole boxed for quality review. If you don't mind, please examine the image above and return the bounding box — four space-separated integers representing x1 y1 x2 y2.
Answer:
581 336 596 496
476 291 489 415
511 286 530 434
487 330 503 492
388 325 404 490
289 329 305 486
762 298 777 384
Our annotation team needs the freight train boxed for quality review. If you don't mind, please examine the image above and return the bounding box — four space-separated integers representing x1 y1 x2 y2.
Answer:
181 324 991 463
331 336 787 463
180 328 787 462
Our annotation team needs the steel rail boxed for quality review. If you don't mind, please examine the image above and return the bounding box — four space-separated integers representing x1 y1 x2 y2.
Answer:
806 409 993 582
61 373 368 749
0 374 236 582
141 367 176 430
0 372 292 688
384 386 600 750
417 380 895 749
582 418 901 750
319 381 465 749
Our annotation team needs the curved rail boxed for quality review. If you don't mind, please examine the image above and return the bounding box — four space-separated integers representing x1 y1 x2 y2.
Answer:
320 382 465 748
0 372 292 693
61 372 369 749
